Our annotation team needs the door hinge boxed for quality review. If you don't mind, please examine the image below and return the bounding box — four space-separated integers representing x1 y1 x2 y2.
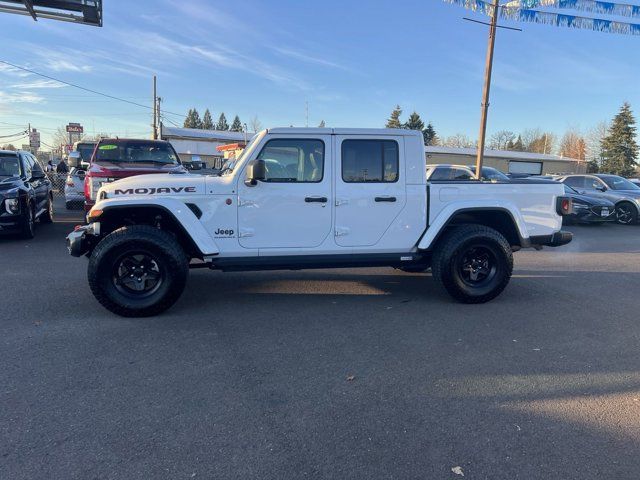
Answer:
334 227 350 237
238 228 254 238
335 198 349 206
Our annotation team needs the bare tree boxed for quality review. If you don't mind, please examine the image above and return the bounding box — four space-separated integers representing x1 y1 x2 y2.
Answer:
249 116 263 133
521 128 556 154
559 128 586 160
585 121 609 166
488 130 516 150
51 126 70 150
442 133 475 148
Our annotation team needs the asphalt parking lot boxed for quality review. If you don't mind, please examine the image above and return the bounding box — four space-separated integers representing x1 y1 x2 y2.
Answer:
1 214 639 480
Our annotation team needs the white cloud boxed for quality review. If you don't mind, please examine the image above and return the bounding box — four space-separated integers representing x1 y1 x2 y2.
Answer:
10 80 67 89
0 90 45 104
45 59 92 73
271 46 350 71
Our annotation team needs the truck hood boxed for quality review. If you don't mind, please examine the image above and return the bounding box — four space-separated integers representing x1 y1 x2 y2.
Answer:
101 173 207 198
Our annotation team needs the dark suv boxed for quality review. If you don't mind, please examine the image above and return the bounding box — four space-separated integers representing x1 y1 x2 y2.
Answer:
0 150 53 238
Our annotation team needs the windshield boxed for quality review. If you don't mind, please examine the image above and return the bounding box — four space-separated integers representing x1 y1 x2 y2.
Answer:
76 143 96 162
600 176 640 191
0 154 21 176
472 166 509 181
95 141 180 165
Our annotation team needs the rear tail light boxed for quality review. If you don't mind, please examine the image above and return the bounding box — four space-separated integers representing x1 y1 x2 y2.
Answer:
84 175 90 200
556 196 573 216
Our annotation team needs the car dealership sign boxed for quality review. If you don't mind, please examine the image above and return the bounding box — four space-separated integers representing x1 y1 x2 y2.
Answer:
66 123 84 134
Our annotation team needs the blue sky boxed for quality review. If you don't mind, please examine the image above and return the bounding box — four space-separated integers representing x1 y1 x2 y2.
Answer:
0 0 639 147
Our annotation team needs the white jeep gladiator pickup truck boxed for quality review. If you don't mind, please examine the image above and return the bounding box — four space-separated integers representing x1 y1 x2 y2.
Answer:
67 128 572 317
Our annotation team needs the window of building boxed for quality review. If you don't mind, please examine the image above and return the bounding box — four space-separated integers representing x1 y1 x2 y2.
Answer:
342 140 399 183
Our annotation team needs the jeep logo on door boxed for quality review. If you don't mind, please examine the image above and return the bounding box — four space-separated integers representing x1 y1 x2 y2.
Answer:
113 186 197 195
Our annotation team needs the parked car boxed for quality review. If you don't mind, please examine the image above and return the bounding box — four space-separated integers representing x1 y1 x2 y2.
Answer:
0 150 53 238
84 138 187 211
469 166 510 181
557 174 640 225
561 184 616 224
426 164 474 180
64 166 86 209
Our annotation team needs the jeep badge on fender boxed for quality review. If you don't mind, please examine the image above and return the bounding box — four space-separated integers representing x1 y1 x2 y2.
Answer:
114 186 197 195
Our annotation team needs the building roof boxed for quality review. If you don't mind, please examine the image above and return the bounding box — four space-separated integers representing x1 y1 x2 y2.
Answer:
425 145 583 163
161 126 252 142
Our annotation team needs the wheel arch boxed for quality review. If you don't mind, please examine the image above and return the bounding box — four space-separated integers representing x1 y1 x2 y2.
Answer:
419 207 526 251
95 202 219 258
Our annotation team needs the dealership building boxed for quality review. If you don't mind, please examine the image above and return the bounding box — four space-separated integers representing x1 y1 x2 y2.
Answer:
160 126 252 169
425 146 587 175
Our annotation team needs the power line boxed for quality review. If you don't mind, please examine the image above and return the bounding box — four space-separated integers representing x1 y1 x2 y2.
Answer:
0 60 188 118
0 130 27 139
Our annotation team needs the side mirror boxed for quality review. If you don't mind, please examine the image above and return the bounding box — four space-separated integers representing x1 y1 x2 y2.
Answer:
31 169 45 180
245 159 266 186
596 185 607 192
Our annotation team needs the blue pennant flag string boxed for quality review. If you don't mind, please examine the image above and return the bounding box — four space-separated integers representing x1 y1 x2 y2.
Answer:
444 0 640 35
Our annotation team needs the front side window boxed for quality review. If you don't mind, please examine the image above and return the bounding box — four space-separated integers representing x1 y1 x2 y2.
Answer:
342 140 398 183
256 139 324 182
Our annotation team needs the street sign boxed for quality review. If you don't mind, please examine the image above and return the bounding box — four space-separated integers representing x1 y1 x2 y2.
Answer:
29 129 40 148
0 1 103 27
66 123 83 134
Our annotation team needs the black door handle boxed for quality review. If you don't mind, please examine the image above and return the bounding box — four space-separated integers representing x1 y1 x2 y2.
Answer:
375 196 396 202
305 196 328 203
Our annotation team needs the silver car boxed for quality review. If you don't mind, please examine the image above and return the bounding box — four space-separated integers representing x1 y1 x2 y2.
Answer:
557 174 640 225
64 167 86 209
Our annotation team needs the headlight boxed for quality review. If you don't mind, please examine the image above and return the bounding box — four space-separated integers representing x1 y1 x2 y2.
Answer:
4 198 20 214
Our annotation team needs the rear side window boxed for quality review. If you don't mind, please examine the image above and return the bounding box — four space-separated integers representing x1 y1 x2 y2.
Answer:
342 140 398 183
563 176 585 189
429 166 472 181
256 138 324 182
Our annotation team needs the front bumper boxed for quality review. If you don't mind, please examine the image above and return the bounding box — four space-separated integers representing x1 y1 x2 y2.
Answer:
528 231 573 248
66 223 100 257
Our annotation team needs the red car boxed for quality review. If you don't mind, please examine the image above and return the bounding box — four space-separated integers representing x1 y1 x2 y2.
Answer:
84 138 186 211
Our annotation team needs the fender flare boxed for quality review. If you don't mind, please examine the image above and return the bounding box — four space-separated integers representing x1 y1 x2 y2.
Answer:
93 197 219 256
417 201 529 250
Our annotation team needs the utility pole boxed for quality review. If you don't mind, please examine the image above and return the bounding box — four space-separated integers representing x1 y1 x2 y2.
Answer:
474 0 500 180
156 96 162 140
152 75 158 139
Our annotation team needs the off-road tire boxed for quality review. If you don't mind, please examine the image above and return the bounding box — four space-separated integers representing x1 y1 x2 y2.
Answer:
431 225 513 304
39 195 54 224
20 203 35 239
88 225 189 317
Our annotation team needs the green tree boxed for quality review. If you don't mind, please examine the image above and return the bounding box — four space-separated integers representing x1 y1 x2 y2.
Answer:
404 111 425 132
423 123 437 146
230 115 243 132
385 105 403 129
202 109 214 130
183 108 202 129
600 102 639 176
217 112 229 131
510 135 524 151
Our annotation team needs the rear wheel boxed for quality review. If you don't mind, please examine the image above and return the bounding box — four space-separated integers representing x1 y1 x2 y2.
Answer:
432 225 513 304
88 225 189 317
615 202 638 225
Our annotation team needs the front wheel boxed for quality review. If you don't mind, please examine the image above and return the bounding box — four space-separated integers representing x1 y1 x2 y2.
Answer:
615 202 638 225
431 225 513 304
88 225 189 317
40 196 54 224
